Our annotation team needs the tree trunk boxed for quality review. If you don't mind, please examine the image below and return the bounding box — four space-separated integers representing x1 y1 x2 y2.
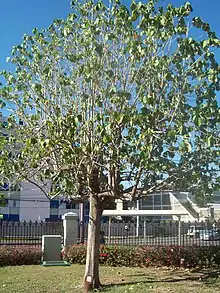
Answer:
84 193 102 292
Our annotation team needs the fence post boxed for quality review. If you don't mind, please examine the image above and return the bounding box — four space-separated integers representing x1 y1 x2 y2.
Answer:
62 212 78 246
108 217 111 244
136 200 140 237
178 216 181 246
143 219 146 238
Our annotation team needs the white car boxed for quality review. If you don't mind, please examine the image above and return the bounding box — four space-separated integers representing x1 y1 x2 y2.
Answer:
187 226 204 238
200 229 220 241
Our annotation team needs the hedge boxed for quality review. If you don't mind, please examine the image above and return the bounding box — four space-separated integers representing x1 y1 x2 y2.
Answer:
63 245 220 268
1 244 220 268
0 246 42 266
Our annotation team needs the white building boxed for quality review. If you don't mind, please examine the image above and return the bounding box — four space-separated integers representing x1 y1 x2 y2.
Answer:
19 182 50 222
113 191 220 223
0 182 79 222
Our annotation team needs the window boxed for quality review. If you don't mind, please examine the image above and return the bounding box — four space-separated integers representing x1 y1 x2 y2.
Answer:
141 196 153 210
8 214 19 221
154 194 162 209
50 200 59 209
66 202 79 209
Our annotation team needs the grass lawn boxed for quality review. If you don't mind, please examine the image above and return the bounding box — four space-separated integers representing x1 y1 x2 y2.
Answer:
0 265 220 293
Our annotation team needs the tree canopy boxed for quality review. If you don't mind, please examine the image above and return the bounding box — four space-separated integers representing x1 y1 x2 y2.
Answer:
0 0 219 202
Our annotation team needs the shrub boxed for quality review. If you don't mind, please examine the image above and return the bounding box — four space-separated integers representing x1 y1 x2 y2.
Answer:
0 246 42 266
1 244 220 269
63 245 138 266
63 245 220 269
99 245 138 267
63 244 87 265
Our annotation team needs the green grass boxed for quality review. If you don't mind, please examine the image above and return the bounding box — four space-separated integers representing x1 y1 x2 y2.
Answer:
0 265 220 293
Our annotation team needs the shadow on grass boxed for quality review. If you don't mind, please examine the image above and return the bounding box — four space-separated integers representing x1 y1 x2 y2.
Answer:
101 271 220 291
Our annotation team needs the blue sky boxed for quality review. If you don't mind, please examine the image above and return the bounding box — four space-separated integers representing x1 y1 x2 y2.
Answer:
0 0 219 70
0 0 70 70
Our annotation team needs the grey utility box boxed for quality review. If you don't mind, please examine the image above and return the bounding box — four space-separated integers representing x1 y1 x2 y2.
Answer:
42 235 62 262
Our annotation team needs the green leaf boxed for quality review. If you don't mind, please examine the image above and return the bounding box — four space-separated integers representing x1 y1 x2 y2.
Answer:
0 193 6 207
192 17 203 28
75 114 82 123
141 107 148 115
167 130 176 139
41 139 50 148
202 39 209 48
185 140 192 152
95 43 103 56
0 100 6 108
32 28 38 34
102 135 111 144
207 136 212 147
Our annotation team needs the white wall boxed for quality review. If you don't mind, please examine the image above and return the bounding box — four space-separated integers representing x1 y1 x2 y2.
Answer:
0 190 20 218
213 191 220 203
0 205 9 216
58 208 79 217
0 191 9 215
58 201 79 217
19 182 50 222
169 192 195 222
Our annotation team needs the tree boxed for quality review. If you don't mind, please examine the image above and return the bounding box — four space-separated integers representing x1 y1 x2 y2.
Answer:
0 0 219 290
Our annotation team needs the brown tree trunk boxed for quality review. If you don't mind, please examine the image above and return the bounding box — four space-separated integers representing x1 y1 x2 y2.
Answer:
84 193 102 292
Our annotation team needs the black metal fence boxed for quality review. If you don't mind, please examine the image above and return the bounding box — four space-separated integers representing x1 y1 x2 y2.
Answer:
0 221 63 246
1 220 220 247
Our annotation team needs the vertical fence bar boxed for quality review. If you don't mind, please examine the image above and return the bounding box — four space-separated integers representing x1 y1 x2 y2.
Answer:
118 222 121 246
24 221 26 244
36 222 39 247
136 200 140 237
14 222 18 245
4 222 7 245
0 221 2 245
40 221 43 246
19 221 22 245
182 222 185 247
119 223 123 246
11 222 14 245
170 221 174 247
29 221 32 245
112 222 115 245
7 222 9 245
178 217 181 246
108 217 111 244
33 221 36 247
143 220 146 239
7 222 10 244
